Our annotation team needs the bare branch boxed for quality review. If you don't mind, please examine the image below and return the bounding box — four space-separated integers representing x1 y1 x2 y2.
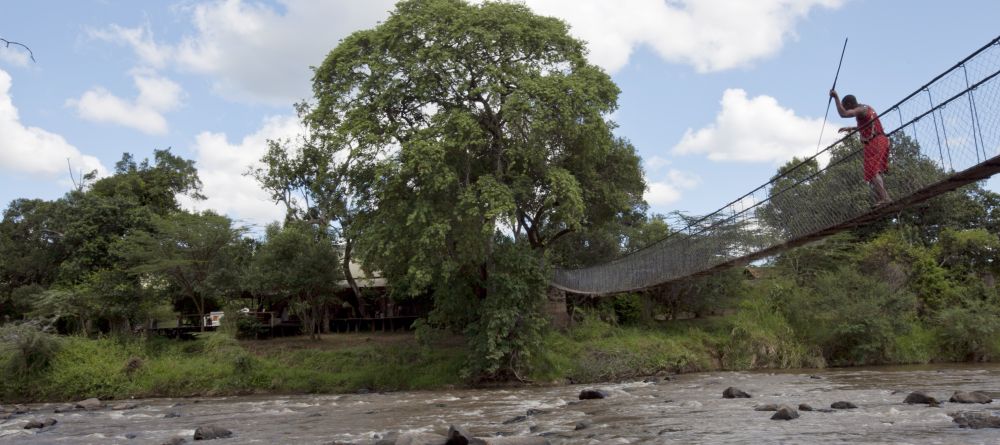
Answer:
0 37 36 62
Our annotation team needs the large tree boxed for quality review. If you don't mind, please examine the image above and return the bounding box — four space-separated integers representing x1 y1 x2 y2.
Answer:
251 109 368 317
117 211 246 330
307 0 645 377
1 149 204 331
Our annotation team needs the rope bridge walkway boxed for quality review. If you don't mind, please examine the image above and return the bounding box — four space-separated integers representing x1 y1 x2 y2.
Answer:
553 35 1000 295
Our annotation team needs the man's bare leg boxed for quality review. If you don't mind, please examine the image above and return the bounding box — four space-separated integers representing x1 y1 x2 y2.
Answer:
872 174 890 205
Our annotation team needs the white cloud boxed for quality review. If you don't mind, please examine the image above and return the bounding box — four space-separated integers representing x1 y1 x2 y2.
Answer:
645 169 700 206
0 45 32 67
182 115 304 228
0 69 106 178
91 0 839 106
644 155 671 172
672 88 838 163
513 0 843 73
87 24 173 69
67 71 183 135
173 0 396 104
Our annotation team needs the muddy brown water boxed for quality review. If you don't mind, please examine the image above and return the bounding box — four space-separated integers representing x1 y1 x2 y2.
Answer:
3 364 999 444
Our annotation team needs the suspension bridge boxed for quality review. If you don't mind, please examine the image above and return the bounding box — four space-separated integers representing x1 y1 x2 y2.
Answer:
553 35 1000 296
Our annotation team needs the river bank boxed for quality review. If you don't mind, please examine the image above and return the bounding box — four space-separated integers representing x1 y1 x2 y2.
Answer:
2 315 995 404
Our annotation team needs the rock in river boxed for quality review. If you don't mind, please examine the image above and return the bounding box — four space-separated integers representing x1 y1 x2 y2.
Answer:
579 389 608 400
771 405 799 421
950 411 1000 429
447 424 485 444
903 391 939 405
723 387 751 399
23 418 57 429
949 391 992 404
831 401 858 409
193 425 233 441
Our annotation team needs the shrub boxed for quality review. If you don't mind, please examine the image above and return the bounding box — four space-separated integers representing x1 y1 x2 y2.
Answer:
786 267 918 365
0 322 63 377
934 301 1000 361
723 285 819 369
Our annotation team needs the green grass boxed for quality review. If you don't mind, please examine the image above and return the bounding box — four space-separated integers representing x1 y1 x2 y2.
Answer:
1 313 986 403
528 316 727 383
0 332 467 403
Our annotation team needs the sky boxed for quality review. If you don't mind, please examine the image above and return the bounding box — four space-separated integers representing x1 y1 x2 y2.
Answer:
1 0 999 233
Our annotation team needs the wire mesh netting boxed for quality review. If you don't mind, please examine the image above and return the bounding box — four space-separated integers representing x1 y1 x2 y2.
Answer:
553 35 1000 295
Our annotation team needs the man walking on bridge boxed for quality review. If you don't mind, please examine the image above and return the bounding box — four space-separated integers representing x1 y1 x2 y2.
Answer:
830 90 891 207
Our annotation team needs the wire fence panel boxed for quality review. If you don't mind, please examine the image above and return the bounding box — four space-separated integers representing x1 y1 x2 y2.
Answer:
553 36 1000 295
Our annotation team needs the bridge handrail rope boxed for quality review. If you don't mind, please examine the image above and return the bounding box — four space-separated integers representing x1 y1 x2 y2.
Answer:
553 35 1000 295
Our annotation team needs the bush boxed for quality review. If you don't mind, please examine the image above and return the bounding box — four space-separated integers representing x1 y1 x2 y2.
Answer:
723 285 819 369
934 301 1000 361
785 267 918 366
233 312 266 340
610 293 643 325
0 322 63 377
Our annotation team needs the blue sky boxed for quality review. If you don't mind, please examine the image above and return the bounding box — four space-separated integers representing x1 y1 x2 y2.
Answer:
1 0 998 232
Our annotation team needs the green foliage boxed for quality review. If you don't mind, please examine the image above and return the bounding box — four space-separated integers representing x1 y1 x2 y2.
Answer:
0 334 468 402
118 211 247 326
462 242 549 379
307 0 645 380
530 316 721 383
784 267 919 366
0 322 63 378
589 293 644 326
933 300 1000 361
723 283 820 369
232 313 267 340
251 222 343 339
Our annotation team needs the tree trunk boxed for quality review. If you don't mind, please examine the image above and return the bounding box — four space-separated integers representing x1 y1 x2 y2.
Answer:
342 238 367 317
321 305 331 334
198 294 206 332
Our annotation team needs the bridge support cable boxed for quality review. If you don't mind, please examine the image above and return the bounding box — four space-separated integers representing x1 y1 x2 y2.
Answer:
553 35 1000 295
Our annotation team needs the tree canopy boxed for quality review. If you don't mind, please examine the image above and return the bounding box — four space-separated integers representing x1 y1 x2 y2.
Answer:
307 0 646 376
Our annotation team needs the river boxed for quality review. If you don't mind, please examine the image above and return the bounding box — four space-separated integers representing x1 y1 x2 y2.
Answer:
3 364 999 444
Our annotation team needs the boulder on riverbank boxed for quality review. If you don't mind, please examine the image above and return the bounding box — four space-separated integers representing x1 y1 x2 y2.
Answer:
950 411 1000 429
753 403 778 411
798 404 813 411
723 387 751 399
75 398 103 410
949 391 992 404
578 389 607 400
771 405 799 420
831 401 857 409
193 425 233 440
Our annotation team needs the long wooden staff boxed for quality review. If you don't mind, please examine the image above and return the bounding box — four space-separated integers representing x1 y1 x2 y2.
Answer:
816 37 849 154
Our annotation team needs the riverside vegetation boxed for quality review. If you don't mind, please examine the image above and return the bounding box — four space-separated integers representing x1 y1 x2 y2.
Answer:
3 0 1000 403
